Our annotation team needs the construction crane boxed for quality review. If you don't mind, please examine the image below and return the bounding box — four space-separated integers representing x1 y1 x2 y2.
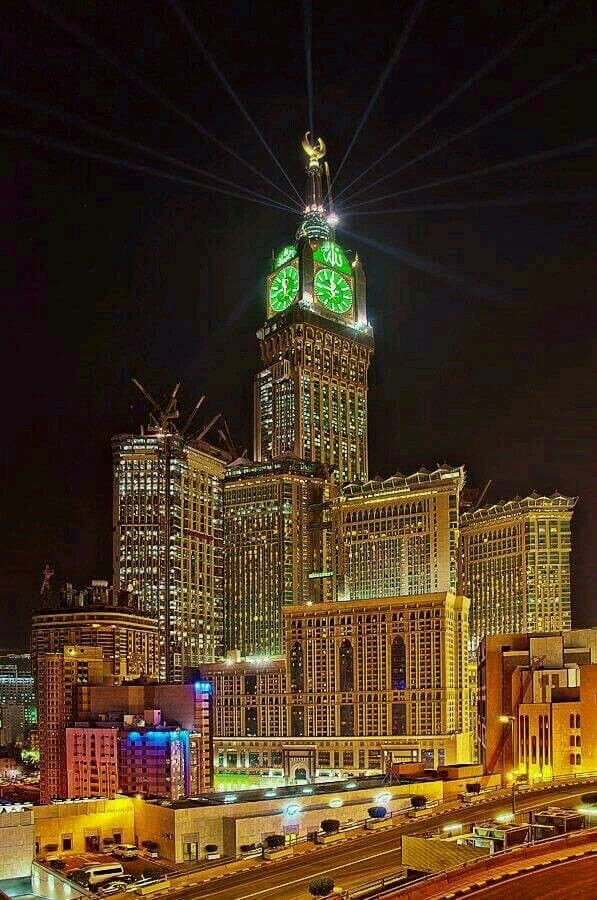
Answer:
132 379 225 449
132 379 180 434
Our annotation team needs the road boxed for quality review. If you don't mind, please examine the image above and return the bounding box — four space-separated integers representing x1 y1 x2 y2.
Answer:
173 785 593 900
471 853 597 899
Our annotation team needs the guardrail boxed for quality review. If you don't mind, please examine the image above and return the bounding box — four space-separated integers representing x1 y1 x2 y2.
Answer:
349 775 597 898
370 826 597 899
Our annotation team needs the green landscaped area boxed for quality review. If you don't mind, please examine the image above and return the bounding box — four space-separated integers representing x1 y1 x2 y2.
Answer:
213 773 287 793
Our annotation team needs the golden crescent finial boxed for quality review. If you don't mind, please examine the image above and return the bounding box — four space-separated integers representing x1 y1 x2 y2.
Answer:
302 132 326 166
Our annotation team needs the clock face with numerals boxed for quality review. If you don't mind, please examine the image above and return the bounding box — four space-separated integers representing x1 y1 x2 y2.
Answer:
314 268 353 314
269 265 299 312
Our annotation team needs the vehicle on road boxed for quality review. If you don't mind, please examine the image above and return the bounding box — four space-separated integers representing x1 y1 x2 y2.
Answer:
112 844 139 859
100 881 130 896
82 862 125 887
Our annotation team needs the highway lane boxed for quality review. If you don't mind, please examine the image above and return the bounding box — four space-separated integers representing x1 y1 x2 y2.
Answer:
470 853 597 899
176 785 593 900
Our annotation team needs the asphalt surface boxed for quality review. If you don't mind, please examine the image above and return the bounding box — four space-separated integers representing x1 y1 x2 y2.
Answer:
471 853 597 899
172 784 595 900
58 851 171 880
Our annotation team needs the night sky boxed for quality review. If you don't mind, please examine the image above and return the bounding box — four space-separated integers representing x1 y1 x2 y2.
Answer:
2 1 595 648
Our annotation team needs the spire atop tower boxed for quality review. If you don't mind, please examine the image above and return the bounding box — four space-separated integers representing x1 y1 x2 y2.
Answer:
297 132 331 243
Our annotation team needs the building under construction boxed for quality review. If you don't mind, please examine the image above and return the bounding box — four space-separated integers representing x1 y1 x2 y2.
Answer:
112 383 233 681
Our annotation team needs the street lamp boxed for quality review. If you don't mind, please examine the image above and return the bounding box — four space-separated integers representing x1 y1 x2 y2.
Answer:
499 715 517 816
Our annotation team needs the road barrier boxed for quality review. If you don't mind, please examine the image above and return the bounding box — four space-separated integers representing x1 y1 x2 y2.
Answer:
373 826 597 899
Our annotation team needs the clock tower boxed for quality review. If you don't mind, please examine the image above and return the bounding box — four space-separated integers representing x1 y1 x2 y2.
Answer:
254 134 374 483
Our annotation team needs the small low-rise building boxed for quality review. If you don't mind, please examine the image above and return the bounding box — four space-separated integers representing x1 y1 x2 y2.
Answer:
0 803 35 879
77 682 213 795
34 797 135 857
132 776 443 862
478 629 597 779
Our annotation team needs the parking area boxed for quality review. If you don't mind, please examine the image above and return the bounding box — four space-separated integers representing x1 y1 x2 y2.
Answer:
42 849 174 891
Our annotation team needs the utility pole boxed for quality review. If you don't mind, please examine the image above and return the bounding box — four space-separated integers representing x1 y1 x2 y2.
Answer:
500 715 517 817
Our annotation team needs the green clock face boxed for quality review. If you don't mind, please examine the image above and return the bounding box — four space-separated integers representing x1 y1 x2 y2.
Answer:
314 268 353 314
313 241 351 274
269 265 299 312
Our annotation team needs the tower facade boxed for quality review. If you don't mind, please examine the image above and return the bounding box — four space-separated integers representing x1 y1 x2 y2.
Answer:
460 492 576 652
254 135 374 484
31 583 160 684
331 465 464 603
112 431 226 681
38 646 113 803
223 458 327 656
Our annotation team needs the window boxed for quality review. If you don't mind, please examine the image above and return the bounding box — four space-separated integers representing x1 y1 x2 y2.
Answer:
391 636 407 690
245 706 258 737
290 643 304 692
570 714 575 728
392 702 407 735
576 714 581 728
339 640 354 692
340 704 354 736
62 835 72 851
570 753 575 765
291 705 304 737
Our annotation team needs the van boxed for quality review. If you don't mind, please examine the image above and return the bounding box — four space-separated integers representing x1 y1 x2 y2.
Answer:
82 862 125 886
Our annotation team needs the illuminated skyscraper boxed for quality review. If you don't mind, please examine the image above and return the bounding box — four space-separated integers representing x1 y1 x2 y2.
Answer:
112 430 227 680
223 458 327 656
0 653 36 731
330 465 464 603
254 134 374 484
460 492 576 652
31 579 159 683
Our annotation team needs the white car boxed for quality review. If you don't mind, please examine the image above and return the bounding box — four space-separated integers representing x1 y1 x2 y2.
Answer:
112 844 139 859
100 881 130 896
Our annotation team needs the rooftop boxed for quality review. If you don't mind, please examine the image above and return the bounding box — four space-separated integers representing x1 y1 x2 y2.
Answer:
461 491 577 524
340 464 465 499
148 773 419 810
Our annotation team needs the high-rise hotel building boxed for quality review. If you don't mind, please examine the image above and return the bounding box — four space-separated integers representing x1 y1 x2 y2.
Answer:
31 579 160 683
112 430 228 680
199 591 472 776
330 465 463 603
460 492 576 652
223 458 327 656
253 135 374 485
